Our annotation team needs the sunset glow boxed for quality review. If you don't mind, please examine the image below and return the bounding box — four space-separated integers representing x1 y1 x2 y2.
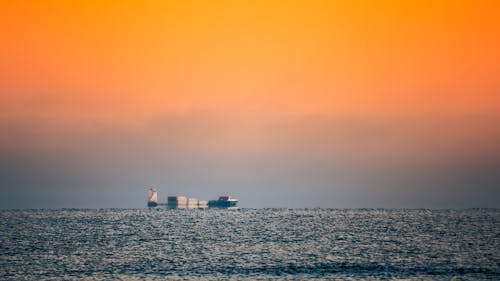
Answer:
1 0 499 208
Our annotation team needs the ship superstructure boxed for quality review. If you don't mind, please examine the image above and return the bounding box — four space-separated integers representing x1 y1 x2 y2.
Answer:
208 196 239 209
147 188 158 207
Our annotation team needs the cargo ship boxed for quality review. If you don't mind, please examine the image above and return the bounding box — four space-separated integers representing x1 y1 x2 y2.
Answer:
147 190 237 209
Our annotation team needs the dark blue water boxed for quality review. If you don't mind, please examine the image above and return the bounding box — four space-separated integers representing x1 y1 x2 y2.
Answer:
1 209 499 280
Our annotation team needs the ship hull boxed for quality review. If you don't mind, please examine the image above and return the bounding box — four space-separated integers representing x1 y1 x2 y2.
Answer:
208 200 238 208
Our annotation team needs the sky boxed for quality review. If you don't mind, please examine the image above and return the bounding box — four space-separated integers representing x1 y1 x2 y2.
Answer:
1 0 499 209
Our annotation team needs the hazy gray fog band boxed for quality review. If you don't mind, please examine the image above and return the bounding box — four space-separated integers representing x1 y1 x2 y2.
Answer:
1 112 499 209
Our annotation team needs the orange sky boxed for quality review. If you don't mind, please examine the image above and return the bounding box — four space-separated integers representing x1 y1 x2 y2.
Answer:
1 0 499 123
1 1 500 208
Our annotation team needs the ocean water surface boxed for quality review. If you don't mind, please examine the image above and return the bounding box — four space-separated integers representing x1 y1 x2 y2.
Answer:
1 209 499 280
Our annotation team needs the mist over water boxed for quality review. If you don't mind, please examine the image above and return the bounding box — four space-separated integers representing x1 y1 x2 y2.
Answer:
2 113 500 209
1 209 499 280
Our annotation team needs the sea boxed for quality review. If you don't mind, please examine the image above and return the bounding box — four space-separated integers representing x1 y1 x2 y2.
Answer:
1 209 499 280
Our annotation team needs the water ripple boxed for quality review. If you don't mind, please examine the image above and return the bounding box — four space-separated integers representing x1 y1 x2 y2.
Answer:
1 209 498 280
